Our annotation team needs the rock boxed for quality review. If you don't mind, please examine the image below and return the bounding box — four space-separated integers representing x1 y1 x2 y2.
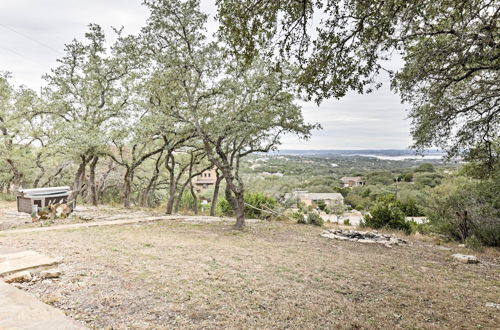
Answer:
4 271 32 283
458 244 466 248
321 229 408 247
452 254 479 264
40 268 62 279
485 302 500 309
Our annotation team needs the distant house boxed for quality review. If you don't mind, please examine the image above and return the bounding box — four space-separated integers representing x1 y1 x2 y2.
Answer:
192 168 217 192
295 192 344 208
340 176 365 187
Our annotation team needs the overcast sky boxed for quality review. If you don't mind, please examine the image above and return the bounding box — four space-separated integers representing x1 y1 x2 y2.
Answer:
0 0 413 150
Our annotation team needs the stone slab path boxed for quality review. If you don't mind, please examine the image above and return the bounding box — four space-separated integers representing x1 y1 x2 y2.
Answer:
1 215 258 234
0 247 84 329
0 248 59 276
0 280 85 329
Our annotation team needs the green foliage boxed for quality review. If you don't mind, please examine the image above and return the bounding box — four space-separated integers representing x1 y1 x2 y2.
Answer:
217 193 278 220
307 212 324 227
343 219 351 226
401 172 413 182
316 200 327 211
216 198 233 217
465 236 484 252
425 176 500 246
363 199 411 234
0 192 16 201
414 163 435 173
290 211 306 224
366 171 394 186
414 172 443 188
179 191 197 211
244 192 278 219
398 199 422 217
333 186 350 197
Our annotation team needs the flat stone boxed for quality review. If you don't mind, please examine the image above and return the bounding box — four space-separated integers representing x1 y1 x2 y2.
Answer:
485 302 500 309
0 250 59 276
41 268 62 279
0 281 84 329
452 253 479 264
4 271 32 283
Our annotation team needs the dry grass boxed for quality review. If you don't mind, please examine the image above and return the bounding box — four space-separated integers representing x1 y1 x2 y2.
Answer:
1 220 499 329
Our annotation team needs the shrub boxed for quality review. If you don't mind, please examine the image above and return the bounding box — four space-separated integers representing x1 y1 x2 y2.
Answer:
290 211 306 224
244 192 278 219
216 193 278 219
363 199 412 234
216 198 233 216
343 219 351 226
465 236 484 251
425 176 500 246
180 191 198 210
316 200 327 211
307 212 324 226
0 192 16 201
414 163 435 173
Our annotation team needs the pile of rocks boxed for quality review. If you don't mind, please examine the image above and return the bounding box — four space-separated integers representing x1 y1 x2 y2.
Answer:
3 268 62 284
321 229 408 247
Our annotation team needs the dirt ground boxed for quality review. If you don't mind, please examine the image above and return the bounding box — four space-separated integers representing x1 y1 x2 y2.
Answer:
1 214 499 329
0 200 166 231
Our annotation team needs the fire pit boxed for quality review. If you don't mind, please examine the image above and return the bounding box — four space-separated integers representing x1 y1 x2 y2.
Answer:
321 229 408 247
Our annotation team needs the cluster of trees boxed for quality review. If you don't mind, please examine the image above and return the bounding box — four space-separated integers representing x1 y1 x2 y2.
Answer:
217 0 499 172
0 0 314 229
1 1 497 235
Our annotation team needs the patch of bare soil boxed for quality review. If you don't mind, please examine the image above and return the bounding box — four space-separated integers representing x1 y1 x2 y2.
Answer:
1 220 499 329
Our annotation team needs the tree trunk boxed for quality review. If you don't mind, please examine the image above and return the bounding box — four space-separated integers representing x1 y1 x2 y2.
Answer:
224 184 245 229
140 152 164 207
210 170 223 216
68 155 91 207
140 176 157 207
233 190 245 229
6 159 23 192
165 152 177 214
165 167 176 214
189 182 198 215
174 181 188 213
122 167 133 208
97 159 115 203
87 156 99 206
33 153 44 188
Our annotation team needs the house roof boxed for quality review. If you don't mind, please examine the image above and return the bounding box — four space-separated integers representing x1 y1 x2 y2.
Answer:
340 176 364 182
298 192 344 201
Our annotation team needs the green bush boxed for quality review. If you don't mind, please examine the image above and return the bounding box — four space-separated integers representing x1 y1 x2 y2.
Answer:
244 192 278 219
425 176 500 246
307 212 324 226
0 192 15 201
465 236 484 251
363 199 412 234
216 198 233 216
216 193 278 219
180 191 197 210
343 219 351 226
316 200 327 211
291 211 306 224
414 163 435 173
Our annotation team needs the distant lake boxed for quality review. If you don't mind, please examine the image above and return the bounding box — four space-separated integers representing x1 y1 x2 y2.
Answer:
354 154 445 161
273 149 448 161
